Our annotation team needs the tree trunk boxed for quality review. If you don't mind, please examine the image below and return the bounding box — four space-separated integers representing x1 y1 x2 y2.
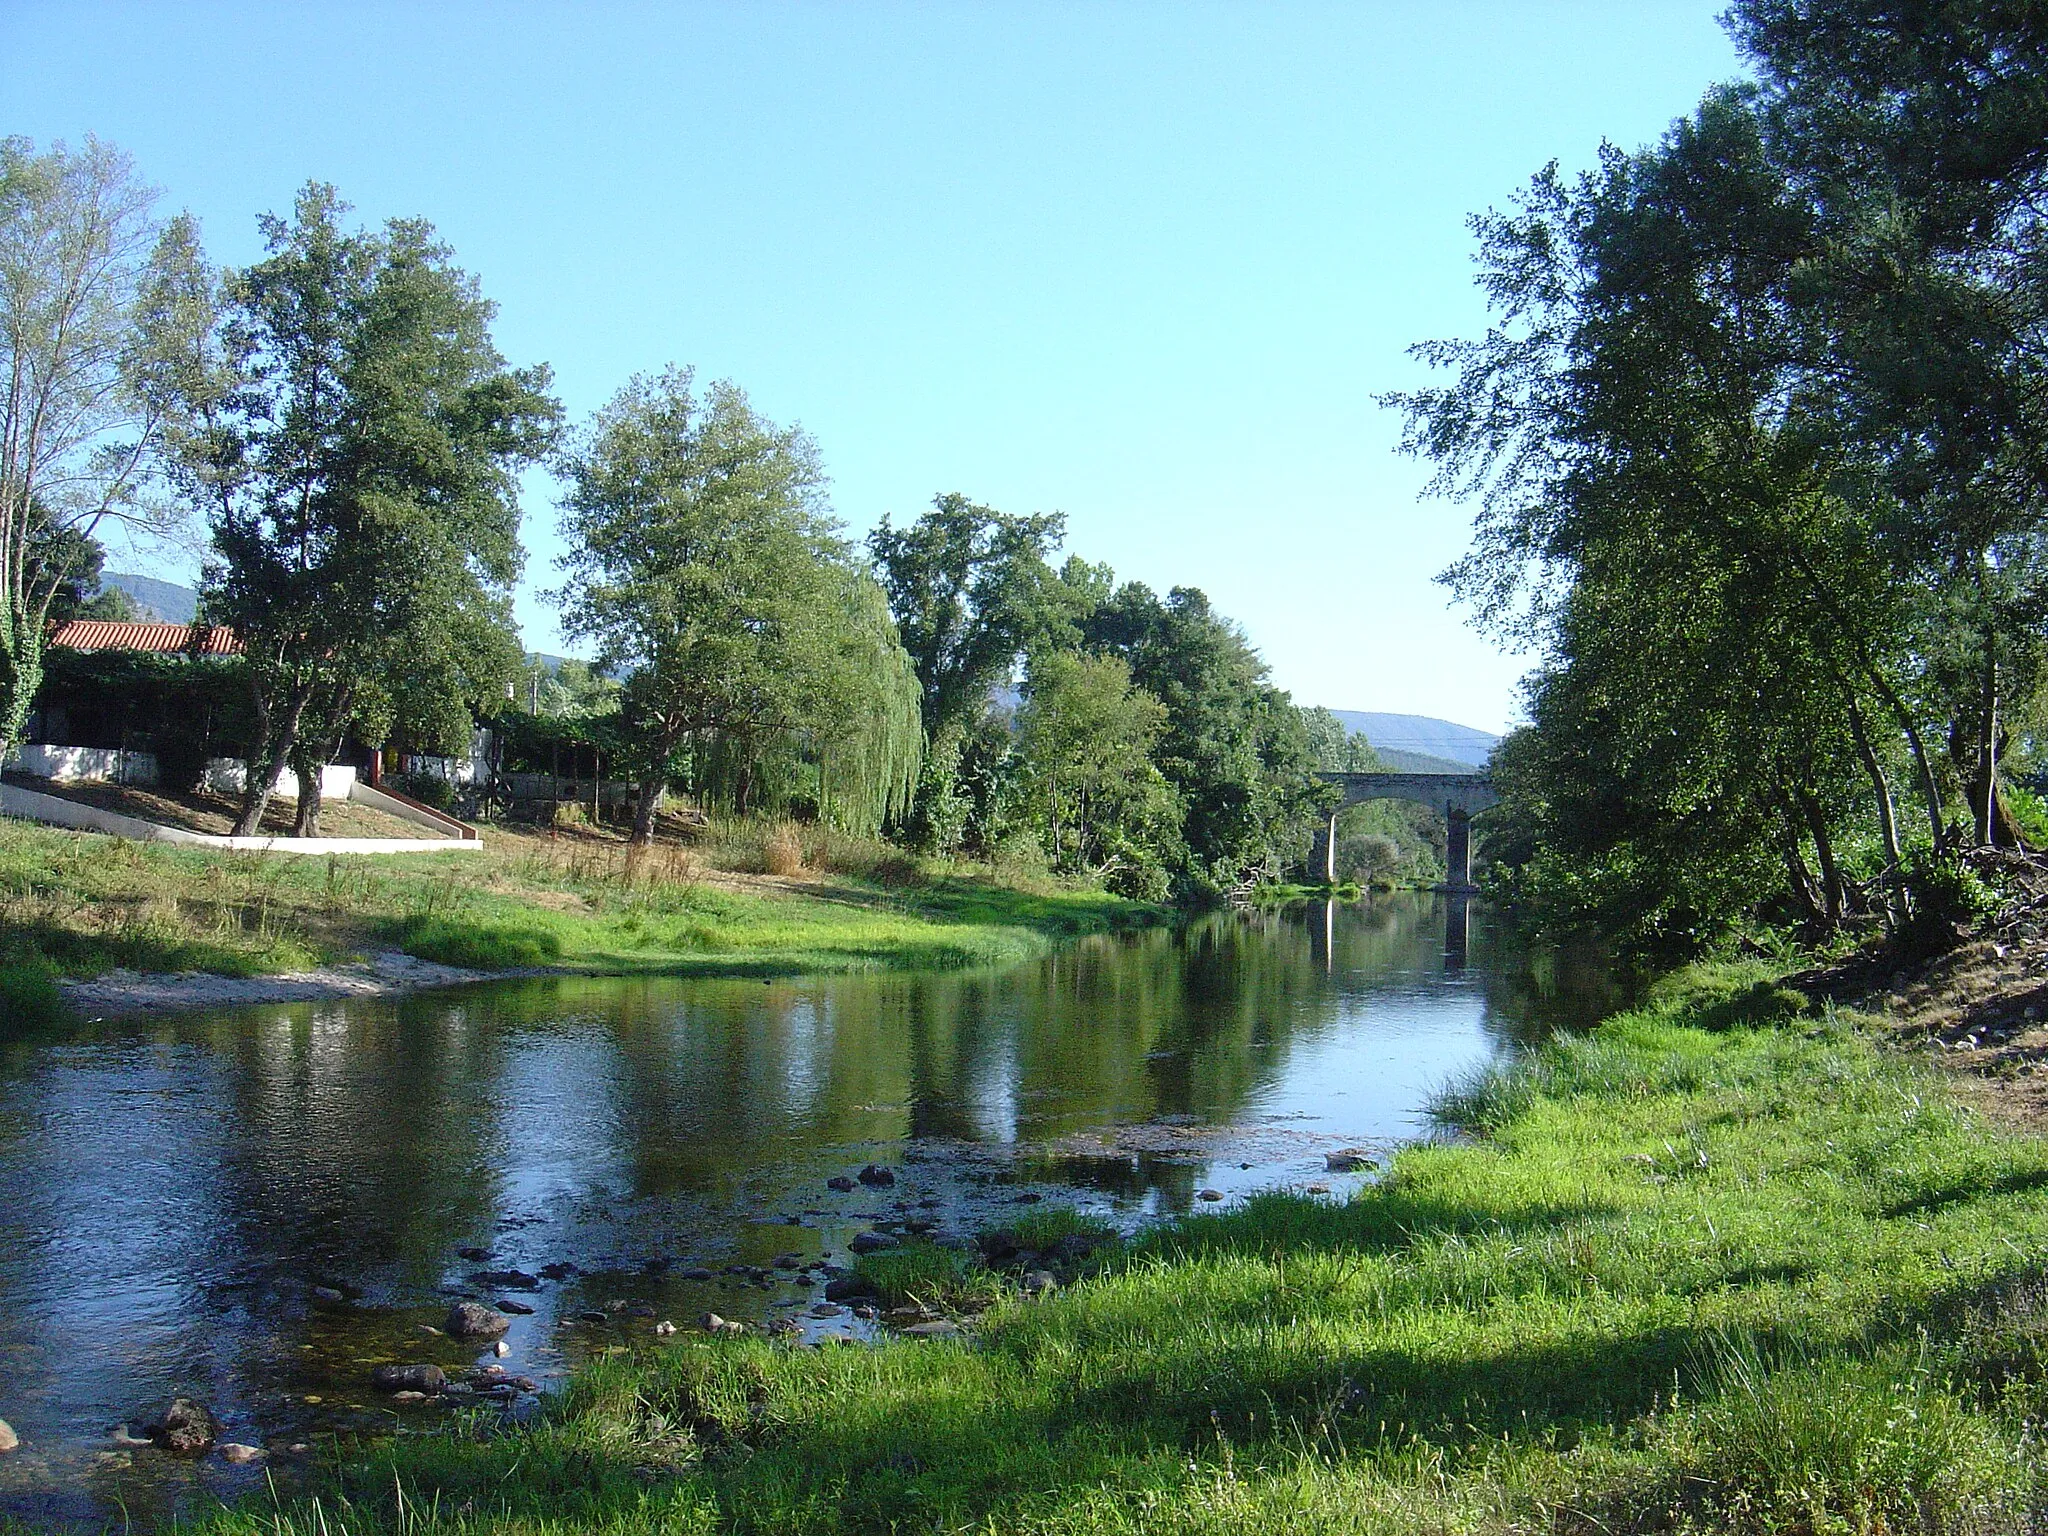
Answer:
1846 699 1901 873
1794 784 1845 926
234 679 314 837
290 739 323 838
633 773 663 845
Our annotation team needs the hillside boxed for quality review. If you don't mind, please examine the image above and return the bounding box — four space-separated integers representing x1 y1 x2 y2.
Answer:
1325 709 1497 768
102 572 199 625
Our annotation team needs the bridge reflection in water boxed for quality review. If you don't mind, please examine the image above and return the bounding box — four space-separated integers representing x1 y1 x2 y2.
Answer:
1307 890 1474 977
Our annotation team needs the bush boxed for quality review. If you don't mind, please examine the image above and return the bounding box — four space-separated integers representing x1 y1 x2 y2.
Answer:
763 820 805 877
391 772 458 812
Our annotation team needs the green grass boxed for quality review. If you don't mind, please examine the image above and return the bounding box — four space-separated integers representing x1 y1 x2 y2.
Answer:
0 818 1163 1023
164 966 2048 1534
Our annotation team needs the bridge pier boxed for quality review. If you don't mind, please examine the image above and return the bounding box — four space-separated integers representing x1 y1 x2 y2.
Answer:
1445 810 1476 894
1309 812 1339 884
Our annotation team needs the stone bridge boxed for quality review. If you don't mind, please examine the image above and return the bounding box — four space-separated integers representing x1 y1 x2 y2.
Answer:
1311 771 1500 892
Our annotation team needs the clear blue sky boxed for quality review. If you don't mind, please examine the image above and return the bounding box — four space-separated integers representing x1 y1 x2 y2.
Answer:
3 2 1743 734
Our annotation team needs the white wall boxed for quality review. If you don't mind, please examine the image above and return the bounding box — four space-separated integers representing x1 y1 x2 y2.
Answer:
201 758 357 801
4 744 159 784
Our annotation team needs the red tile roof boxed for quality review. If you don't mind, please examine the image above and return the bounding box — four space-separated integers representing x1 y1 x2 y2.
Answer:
49 621 243 656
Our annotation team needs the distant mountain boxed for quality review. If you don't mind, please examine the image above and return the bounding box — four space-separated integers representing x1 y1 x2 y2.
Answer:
102 573 198 625
1325 711 1499 769
1370 745 1483 775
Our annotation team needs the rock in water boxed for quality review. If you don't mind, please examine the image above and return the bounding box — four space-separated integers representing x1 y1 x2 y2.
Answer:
857 1164 895 1187
0 1418 17 1453
1197 1189 1224 1201
446 1301 511 1338
848 1231 897 1255
1324 1150 1376 1172
155 1398 217 1456
370 1363 447 1393
220 1443 264 1465
826 1176 856 1192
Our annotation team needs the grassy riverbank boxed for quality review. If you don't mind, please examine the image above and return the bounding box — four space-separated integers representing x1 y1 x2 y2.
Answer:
166 962 2048 1535
0 818 1158 1021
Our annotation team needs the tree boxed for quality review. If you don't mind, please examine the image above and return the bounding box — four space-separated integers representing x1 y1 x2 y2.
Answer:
0 136 208 753
868 493 1065 849
1080 582 1324 894
552 368 921 842
170 184 556 835
1017 649 1177 895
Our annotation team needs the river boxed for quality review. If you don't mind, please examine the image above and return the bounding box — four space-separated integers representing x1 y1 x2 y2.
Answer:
0 894 1592 1527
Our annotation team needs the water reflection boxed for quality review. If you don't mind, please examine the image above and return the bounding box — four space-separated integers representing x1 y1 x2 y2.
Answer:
0 894 1574 1526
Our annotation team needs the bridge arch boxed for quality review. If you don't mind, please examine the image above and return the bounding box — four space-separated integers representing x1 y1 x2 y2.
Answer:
1311 772 1499 893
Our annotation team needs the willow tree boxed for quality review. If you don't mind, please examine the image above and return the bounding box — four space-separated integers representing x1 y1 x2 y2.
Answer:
551 368 921 843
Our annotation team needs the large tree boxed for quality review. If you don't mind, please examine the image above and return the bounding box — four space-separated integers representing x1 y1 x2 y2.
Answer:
170 184 556 835
552 368 921 842
868 493 1066 850
0 136 208 754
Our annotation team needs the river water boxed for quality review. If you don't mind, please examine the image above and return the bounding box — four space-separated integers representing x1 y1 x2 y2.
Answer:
0 894 1586 1527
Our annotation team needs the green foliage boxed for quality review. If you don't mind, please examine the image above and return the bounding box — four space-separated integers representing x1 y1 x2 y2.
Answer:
1017 649 1179 898
0 136 208 751
1394 6 2048 948
170 182 557 835
551 367 922 840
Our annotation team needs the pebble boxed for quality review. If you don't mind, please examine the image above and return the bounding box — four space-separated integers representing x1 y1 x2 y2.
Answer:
0 1418 15 1454
495 1298 536 1315
849 1231 897 1254
220 1443 265 1465
493 1339 511 1357
809 1302 847 1318
392 1391 428 1405
1197 1189 1224 1202
654 1320 677 1336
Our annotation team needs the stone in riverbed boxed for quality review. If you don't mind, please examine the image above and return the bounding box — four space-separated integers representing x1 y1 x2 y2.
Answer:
824 1276 875 1302
680 1266 716 1282
1324 1150 1376 1173
370 1363 447 1393
809 1302 846 1318
494 1297 535 1315
857 1164 896 1187
848 1231 897 1255
899 1319 961 1337
699 1313 747 1336
220 1443 265 1465
1197 1189 1224 1202
0 1418 16 1453
392 1391 427 1405
827 1176 857 1192
310 1285 345 1304
446 1301 511 1338
470 1268 541 1290
153 1398 218 1456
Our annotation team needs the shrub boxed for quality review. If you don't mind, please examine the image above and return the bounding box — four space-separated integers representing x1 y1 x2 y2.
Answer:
0 959 65 1028
763 820 805 877
392 772 457 812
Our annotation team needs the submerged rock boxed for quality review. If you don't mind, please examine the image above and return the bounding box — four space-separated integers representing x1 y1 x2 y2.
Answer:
494 1297 536 1315
446 1301 512 1338
827 1176 857 1192
824 1276 875 1302
470 1269 541 1290
370 1363 447 1394
220 1442 265 1465
857 1164 896 1187
0 1418 16 1453
154 1398 217 1456
1324 1150 1376 1173
848 1231 897 1255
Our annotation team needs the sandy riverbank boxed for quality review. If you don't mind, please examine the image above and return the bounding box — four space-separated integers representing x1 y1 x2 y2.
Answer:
57 951 530 1019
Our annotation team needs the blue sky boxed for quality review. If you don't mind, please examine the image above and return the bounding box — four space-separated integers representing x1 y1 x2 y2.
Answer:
3 2 1742 733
